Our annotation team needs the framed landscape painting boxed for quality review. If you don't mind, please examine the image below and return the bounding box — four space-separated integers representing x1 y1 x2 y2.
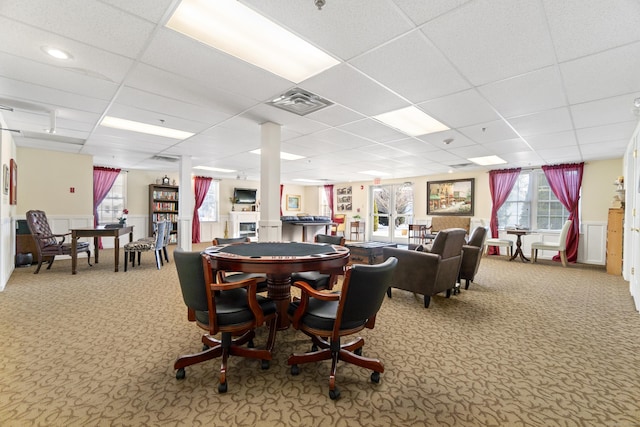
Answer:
427 178 474 216
287 194 301 211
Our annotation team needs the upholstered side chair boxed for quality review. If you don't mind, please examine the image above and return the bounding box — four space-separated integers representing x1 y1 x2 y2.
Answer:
173 249 277 393
25 210 92 274
123 220 167 271
459 226 488 289
531 220 572 267
287 257 398 399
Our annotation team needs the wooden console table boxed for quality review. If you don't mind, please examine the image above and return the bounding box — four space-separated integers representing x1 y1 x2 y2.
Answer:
71 225 134 274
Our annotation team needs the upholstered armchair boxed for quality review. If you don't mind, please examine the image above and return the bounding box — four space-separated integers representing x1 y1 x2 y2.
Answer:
459 226 488 290
287 257 398 399
26 210 92 274
331 214 346 236
291 234 345 290
383 228 467 308
173 249 277 393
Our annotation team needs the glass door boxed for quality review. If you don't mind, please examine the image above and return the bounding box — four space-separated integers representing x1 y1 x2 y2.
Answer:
369 183 414 243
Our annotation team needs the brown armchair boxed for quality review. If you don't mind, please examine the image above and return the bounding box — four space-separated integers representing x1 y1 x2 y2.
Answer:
25 210 91 274
383 228 466 308
459 226 488 290
290 234 345 290
287 257 398 399
173 249 277 393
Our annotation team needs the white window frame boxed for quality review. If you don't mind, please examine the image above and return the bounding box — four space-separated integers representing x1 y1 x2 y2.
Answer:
198 180 220 222
97 172 127 225
498 170 570 231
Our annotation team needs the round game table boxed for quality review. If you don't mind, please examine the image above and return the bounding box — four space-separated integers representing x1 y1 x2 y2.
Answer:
204 241 350 330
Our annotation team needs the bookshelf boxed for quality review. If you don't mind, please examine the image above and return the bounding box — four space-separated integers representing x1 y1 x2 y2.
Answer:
149 184 178 244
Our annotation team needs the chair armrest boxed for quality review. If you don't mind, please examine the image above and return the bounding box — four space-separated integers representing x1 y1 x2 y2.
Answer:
290 280 340 327
212 277 265 325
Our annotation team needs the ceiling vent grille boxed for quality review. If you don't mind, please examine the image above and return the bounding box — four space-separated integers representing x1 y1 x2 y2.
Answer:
267 88 333 116
449 163 474 168
151 155 180 163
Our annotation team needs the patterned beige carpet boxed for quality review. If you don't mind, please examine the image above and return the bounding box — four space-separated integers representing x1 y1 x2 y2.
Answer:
1 244 639 427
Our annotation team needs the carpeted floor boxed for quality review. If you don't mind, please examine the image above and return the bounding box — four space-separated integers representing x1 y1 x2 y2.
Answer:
1 243 639 426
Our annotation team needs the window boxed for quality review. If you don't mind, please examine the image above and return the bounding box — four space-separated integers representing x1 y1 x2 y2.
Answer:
198 180 220 222
97 172 126 224
498 170 570 231
319 188 331 217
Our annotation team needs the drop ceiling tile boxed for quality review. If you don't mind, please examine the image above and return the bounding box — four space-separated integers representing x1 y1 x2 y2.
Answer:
306 105 365 127
242 0 413 60
580 140 630 159
422 0 555 85
478 66 567 118
302 64 409 116
576 122 638 145
458 119 518 143
560 42 640 104
419 89 501 128
339 119 407 143
350 31 470 104
543 0 640 62
571 92 640 129
393 0 474 26
507 108 573 137
481 138 533 155
525 131 577 150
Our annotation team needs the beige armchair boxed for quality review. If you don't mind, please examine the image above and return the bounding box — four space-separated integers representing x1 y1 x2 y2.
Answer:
383 228 466 308
531 220 572 267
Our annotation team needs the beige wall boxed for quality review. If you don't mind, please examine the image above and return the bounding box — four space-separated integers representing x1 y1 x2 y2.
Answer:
17 147 93 216
582 158 623 222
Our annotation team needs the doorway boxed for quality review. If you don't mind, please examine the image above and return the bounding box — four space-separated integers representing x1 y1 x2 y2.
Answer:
369 183 414 243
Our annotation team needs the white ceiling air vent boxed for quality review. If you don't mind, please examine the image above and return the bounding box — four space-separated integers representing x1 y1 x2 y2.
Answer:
151 155 180 163
267 88 333 116
449 163 474 168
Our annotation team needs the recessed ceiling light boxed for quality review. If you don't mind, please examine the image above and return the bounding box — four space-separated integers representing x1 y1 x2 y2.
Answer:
250 149 305 161
100 116 194 140
42 46 73 60
166 0 339 83
373 106 449 136
293 178 328 183
468 155 507 166
194 166 236 173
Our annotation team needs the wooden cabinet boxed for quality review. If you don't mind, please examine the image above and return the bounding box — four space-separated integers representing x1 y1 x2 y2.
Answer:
606 208 624 275
149 184 178 244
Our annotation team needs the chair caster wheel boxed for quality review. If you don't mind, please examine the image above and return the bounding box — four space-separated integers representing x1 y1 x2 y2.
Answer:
355 347 363 356
176 368 185 380
248 340 255 348
371 371 380 383
329 387 340 400
202 344 209 351
311 344 318 352
218 381 227 393
261 360 269 370
291 364 300 376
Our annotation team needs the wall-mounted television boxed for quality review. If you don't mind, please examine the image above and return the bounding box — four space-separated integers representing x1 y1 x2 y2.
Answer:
233 188 257 204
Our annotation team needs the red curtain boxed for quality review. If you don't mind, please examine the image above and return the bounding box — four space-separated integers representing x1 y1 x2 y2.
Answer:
192 176 213 243
280 184 283 216
488 168 521 255
541 163 584 263
93 166 121 249
324 184 334 217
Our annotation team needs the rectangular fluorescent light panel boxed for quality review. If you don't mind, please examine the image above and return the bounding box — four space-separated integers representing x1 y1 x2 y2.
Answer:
166 0 340 83
373 106 449 136
468 155 507 166
194 166 236 173
250 149 305 161
100 116 194 140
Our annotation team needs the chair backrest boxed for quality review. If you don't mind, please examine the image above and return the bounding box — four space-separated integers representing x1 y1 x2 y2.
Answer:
174 249 209 313
467 226 487 248
315 234 345 245
25 210 57 247
339 257 398 326
558 220 572 250
153 220 168 247
213 237 250 245
163 221 173 247
427 228 467 259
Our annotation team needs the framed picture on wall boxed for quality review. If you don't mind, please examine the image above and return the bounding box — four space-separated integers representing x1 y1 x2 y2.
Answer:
9 158 17 205
2 164 8 195
336 186 352 211
287 194 301 211
427 178 474 216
